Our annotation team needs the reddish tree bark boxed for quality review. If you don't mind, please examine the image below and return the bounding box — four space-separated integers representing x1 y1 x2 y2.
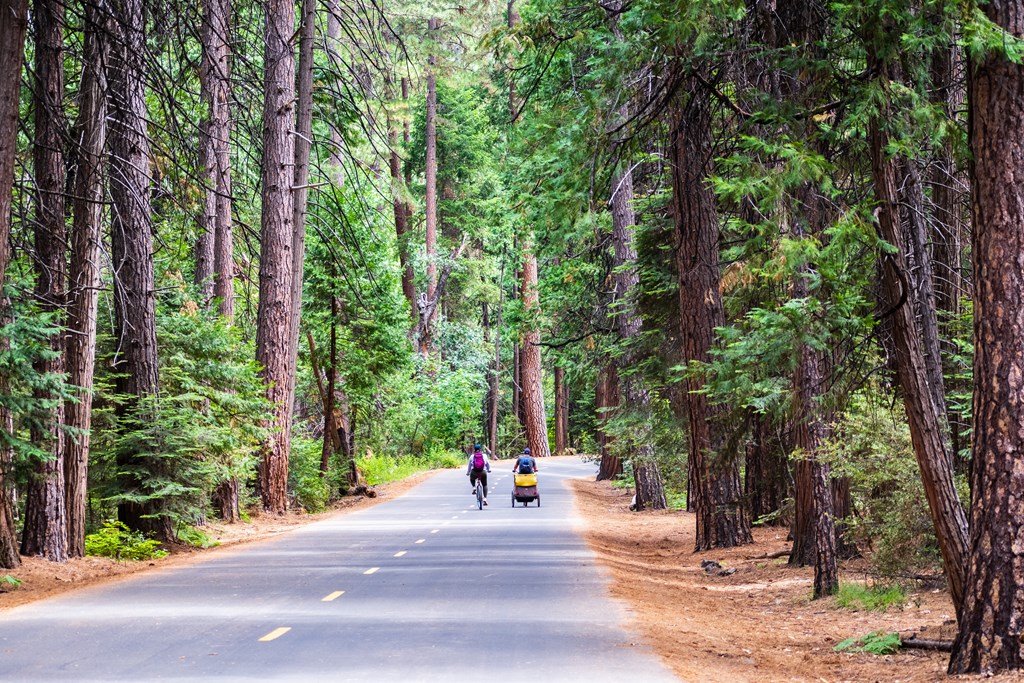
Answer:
869 112 968 614
672 85 751 550
949 0 1024 671
520 246 550 458
22 0 68 561
64 0 108 556
255 0 296 513
0 0 28 569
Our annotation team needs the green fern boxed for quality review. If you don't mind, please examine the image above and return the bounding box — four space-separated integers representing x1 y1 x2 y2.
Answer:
834 631 901 655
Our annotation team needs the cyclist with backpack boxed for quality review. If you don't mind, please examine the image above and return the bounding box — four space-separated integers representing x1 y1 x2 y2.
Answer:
513 447 538 475
466 444 491 505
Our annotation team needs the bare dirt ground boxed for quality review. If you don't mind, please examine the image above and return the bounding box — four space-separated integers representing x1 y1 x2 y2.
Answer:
0 466 1019 682
568 478 1024 683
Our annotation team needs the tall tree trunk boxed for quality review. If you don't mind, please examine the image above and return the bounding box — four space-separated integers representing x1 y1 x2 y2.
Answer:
869 110 968 614
108 0 165 537
424 16 439 303
201 0 237 520
488 258 505 458
255 0 296 514
595 363 621 480
21 0 68 561
554 366 568 455
0 0 28 569
949 1 1024 670
787 268 837 596
672 84 751 550
207 0 234 321
520 245 550 458
610 156 665 509
284 0 313 465
65 1 108 557
389 114 416 317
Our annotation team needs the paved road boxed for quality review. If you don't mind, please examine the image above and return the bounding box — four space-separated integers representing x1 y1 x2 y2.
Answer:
0 456 679 682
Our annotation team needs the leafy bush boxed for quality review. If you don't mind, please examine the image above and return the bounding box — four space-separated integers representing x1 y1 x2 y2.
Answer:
833 582 906 612
85 520 169 561
289 437 331 513
834 631 902 655
824 388 958 577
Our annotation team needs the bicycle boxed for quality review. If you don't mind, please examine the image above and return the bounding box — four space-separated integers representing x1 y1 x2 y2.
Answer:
475 477 484 510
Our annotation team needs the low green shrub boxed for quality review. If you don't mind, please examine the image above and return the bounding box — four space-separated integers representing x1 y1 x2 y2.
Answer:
834 631 901 655
175 524 218 548
833 582 906 611
1 574 21 591
85 520 169 561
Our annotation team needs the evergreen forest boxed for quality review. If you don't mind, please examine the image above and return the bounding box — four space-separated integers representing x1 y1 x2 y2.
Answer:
2 0 1024 673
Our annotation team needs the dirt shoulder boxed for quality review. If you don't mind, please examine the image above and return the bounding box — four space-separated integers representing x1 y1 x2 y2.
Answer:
568 477 1024 683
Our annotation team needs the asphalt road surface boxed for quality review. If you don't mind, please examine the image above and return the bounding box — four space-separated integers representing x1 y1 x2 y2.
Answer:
0 456 679 682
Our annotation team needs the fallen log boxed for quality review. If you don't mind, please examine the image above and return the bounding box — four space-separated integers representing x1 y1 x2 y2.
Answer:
901 636 953 652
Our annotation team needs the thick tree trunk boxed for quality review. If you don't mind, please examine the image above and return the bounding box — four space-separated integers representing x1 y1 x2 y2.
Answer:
595 363 621 480
520 246 550 458
108 0 166 538
869 115 968 614
949 3 1024 671
65 2 108 557
255 0 296 514
22 0 68 561
0 0 28 569
672 85 751 550
425 16 439 303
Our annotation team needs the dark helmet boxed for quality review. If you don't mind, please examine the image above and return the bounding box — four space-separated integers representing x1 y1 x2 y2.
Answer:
523 447 531 455
474 443 482 451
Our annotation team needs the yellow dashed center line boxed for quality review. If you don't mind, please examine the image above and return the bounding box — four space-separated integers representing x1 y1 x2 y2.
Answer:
322 591 345 602
364 567 379 575
258 627 291 642
394 551 407 557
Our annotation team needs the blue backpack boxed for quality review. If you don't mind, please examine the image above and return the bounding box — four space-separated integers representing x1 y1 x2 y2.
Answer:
517 456 535 474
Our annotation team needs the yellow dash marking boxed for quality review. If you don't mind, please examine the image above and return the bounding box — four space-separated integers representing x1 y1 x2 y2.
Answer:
258 627 290 642
415 539 425 544
322 591 345 602
394 551 407 557
364 567 379 575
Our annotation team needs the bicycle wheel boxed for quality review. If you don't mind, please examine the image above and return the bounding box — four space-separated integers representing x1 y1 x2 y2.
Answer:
476 481 483 510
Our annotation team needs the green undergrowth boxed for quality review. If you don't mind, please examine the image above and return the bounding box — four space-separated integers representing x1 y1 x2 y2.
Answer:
358 448 464 486
85 520 169 561
1 574 22 591
834 631 902 655
175 524 219 548
834 582 907 611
